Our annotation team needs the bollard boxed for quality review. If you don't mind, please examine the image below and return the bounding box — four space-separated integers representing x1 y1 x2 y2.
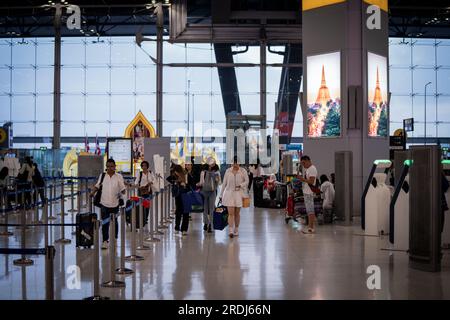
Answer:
145 194 160 243
101 212 125 288
125 204 144 261
55 190 71 244
13 205 34 266
84 219 110 300
116 207 134 275
45 245 56 300
136 199 151 251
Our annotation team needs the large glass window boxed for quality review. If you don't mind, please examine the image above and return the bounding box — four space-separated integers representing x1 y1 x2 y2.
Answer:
3 36 450 148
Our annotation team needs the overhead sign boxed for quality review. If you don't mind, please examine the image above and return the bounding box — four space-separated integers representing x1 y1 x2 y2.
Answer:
403 118 414 132
107 138 132 175
287 144 303 151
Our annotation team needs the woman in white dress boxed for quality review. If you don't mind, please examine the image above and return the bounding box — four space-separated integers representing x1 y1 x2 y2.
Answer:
219 156 249 238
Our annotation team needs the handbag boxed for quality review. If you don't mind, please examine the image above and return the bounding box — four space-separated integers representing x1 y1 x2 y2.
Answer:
181 189 204 214
93 173 106 208
213 200 228 230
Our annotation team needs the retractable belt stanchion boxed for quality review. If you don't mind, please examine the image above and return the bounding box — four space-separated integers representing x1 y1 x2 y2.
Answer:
125 203 144 261
55 186 71 244
145 193 160 242
13 204 34 266
154 192 163 235
137 199 150 251
45 245 56 300
0 189 13 236
116 207 133 275
161 188 169 227
32 185 39 224
88 189 93 213
48 185 56 220
102 212 125 288
61 181 68 212
53 182 58 204
69 181 76 212
84 219 110 300
44 197 49 247
164 187 171 223
158 190 167 230
14 183 18 208
72 190 81 235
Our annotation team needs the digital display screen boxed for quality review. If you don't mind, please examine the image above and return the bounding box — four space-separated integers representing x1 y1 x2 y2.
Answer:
368 52 388 137
107 138 132 174
306 52 341 138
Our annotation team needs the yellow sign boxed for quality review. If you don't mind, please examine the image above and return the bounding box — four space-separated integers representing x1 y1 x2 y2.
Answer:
363 0 388 12
302 0 387 12
0 128 6 144
302 0 346 11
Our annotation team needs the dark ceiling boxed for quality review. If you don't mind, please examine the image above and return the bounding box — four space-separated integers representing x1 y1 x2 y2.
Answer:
0 0 449 39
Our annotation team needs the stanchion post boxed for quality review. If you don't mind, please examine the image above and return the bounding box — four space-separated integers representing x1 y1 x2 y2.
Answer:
0 188 13 236
84 219 110 300
55 186 71 244
125 203 144 261
48 185 56 220
116 207 133 275
145 193 160 243
44 197 49 247
14 183 18 208
137 199 151 250
69 181 76 212
13 204 34 266
45 245 55 300
101 212 125 288
156 191 165 233
33 185 39 224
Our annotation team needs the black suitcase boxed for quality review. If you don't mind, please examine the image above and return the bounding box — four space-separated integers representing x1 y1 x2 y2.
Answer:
275 183 287 208
76 213 96 248
253 177 264 208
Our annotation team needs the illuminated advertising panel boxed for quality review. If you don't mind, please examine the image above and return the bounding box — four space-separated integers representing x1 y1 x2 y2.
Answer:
306 51 341 138
368 52 388 137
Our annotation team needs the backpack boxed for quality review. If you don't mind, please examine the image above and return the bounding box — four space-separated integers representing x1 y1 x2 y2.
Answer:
93 173 106 208
202 171 217 192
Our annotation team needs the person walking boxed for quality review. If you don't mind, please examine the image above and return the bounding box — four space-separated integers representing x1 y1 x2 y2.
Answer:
172 165 190 236
219 156 249 238
90 159 126 249
197 158 221 233
134 160 154 225
32 162 46 205
298 155 318 234
17 156 33 207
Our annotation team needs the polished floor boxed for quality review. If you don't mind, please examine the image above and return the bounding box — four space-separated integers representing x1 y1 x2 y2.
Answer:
0 197 449 300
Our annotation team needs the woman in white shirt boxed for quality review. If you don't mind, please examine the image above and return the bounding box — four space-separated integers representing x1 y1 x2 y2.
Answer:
219 156 249 238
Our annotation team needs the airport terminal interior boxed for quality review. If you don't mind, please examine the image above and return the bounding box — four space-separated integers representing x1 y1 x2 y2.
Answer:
1 0 450 300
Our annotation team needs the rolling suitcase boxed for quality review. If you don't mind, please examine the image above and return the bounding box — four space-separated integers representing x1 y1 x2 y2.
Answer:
76 213 96 248
275 183 288 208
253 177 264 208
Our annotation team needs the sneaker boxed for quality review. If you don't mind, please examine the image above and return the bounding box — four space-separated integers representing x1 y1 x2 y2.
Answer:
207 224 212 233
182 231 187 236
302 228 314 234
203 224 208 231
101 241 109 250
